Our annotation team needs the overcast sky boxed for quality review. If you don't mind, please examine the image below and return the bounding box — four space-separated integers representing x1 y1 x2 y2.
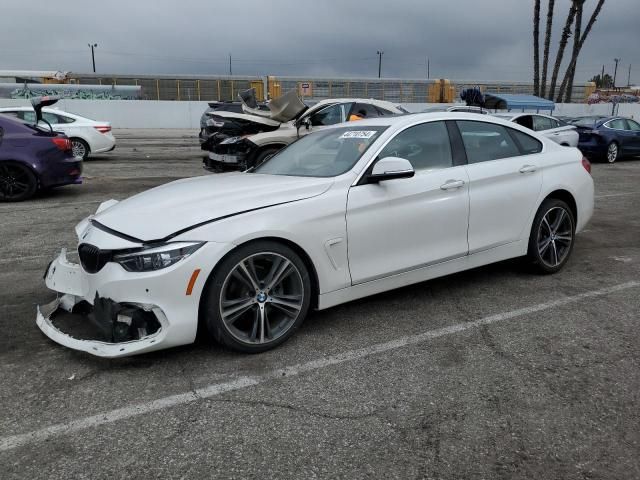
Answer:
1 0 637 84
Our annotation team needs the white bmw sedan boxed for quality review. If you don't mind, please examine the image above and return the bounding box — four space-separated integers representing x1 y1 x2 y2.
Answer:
38 113 594 357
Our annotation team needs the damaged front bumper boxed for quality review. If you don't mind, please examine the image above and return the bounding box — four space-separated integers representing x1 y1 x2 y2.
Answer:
36 246 209 358
36 295 168 358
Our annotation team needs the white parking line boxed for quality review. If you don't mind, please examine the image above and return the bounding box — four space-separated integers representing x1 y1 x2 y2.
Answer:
0 254 51 265
0 280 638 452
595 193 637 199
0 200 101 212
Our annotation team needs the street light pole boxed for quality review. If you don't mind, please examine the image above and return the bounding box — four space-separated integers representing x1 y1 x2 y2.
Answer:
613 58 620 89
377 50 384 78
88 43 97 73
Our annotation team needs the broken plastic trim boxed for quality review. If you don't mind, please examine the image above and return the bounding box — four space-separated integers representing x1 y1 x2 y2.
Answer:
40 294 162 344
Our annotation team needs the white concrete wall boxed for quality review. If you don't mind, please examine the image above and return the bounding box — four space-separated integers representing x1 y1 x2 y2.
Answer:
1 99 638 129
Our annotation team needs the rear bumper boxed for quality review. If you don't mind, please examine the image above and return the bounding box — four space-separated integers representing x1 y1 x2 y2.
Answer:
39 157 83 188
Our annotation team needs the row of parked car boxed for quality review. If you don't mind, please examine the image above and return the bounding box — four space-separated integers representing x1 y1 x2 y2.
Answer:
199 89 640 170
0 97 116 201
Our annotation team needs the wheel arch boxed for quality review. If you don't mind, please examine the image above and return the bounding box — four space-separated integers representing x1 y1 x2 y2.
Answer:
0 159 40 184
197 236 321 333
542 189 578 225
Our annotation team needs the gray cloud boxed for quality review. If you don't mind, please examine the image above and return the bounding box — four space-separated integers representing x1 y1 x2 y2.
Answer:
1 0 637 84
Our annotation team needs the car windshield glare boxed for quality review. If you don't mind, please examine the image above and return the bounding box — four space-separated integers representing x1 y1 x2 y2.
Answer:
253 126 388 177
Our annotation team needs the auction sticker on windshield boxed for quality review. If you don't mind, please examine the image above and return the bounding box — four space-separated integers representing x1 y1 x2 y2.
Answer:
340 131 378 139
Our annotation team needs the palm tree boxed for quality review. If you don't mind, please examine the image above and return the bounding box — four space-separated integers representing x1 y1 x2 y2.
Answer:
558 0 606 102
533 0 541 96
540 0 555 97
557 0 586 102
547 2 578 100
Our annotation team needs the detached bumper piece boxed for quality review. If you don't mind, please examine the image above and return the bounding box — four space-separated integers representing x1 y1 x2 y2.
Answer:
37 294 166 358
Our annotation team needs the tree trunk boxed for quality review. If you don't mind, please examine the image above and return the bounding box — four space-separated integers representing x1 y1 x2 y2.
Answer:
533 0 541 96
559 0 606 102
558 1 584 102
540 0 555 97
547 2 577 100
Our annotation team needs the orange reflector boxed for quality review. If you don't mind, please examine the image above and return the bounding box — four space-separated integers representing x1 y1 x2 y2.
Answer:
185 269 201 296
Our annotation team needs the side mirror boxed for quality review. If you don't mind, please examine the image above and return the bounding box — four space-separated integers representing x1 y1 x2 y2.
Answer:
367 157 415 183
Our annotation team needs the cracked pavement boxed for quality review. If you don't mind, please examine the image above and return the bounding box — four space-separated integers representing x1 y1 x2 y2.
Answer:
1 130 639 479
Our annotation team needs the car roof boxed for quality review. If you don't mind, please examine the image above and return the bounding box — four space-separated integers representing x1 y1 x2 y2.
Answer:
334 111 531 129
313 98 403 110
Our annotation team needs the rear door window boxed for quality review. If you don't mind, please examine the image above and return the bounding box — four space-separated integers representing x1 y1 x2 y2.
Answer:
352 103 382 119
508 128 543 155
532 115 554 131
456 121 521 163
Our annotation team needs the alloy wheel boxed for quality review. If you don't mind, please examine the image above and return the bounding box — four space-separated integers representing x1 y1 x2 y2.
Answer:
72 140 86 159
219 252 304 345
607 143 618 163
0 164 32 199
536 206 573 268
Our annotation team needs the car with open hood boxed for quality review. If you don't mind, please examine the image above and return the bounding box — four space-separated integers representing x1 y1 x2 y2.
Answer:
203 89 408 170
38 112 593 358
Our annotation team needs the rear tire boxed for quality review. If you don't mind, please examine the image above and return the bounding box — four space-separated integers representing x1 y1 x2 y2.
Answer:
527 199 575 274
0 162 38 202
202 240 311 353
606 141 619 163
71 138 90 160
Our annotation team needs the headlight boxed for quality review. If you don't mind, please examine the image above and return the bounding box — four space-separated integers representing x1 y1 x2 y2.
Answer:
113 242 204 272
206 118 225 127
220 136 242 144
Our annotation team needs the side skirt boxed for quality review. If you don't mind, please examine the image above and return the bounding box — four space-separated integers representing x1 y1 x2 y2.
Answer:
317 241 526 310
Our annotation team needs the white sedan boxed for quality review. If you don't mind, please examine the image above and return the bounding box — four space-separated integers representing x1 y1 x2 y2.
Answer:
38 113 594 357
492 112 579 147
0 106 115 160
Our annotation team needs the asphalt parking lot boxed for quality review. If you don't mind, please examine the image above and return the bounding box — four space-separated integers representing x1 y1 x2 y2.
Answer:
1 129 639 479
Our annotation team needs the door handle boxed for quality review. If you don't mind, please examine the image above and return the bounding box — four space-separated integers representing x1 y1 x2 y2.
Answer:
519 165 537 174
440 179 465 190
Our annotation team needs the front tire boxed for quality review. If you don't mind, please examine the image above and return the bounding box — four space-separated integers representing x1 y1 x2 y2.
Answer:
0 162 38 202
202 241 311 353
527 199 575 274
606 141 619 163
251 147 281 169
71 138 90 160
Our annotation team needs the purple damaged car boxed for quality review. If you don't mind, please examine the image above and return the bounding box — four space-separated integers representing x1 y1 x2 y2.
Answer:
0 97 82 201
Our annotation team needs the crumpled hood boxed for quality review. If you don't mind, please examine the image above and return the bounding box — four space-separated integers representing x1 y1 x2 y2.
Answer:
92 173 333 242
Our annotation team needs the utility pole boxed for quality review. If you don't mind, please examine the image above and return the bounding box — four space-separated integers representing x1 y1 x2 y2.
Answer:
613 58 620 89
628 64 632 87
600 64 605 88
426 56 430 79
229 53 232 76
377 50 384 78
88 43 97 73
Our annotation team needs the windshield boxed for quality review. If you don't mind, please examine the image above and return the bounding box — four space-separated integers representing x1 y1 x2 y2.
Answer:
253 126 388 177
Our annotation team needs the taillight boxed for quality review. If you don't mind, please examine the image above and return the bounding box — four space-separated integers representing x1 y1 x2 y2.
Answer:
581 156 591 174
94 126 111 134
52 138 71 151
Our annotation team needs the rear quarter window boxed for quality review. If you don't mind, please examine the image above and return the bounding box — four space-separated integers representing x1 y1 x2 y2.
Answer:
508 128 543 155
